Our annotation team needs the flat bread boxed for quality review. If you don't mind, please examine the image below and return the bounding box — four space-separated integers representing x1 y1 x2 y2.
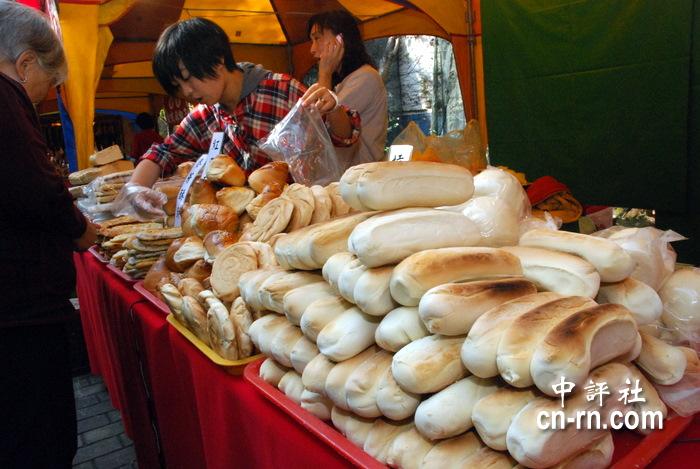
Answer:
99 215 139 229
136 227 184 241
283 184 315 232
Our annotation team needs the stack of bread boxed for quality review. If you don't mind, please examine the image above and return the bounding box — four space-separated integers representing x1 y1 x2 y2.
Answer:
96 216 165 260
68 145 135 199
117 227 183 278
239 161 697 469
156 239 279 361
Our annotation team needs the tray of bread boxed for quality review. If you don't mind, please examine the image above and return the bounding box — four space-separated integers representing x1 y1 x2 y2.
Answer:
245 359 692 469
229 161 698 468
133 281 171 315
88 245 109 263
244 358 385 468
106 262 139 283
167 313 261 375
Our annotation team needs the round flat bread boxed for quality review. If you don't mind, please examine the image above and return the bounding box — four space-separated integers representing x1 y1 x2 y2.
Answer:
246 197 294 243
210 243 261 302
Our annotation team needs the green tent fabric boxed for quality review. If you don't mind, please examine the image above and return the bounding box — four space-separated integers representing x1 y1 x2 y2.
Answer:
482 0 694 213
656 0 700 264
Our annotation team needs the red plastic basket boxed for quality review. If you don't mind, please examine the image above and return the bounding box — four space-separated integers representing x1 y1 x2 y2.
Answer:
105 262 139 283
88 245 109 263
244 359 693 469
610 414 693 468
244 358 385 468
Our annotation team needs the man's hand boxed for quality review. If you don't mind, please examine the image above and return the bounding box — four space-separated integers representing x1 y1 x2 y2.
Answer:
114 182 168 221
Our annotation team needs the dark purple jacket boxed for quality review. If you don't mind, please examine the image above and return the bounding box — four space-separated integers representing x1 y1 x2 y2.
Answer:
0 72 86 325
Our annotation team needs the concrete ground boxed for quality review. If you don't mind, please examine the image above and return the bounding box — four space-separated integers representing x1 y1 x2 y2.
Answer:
72 374 137 469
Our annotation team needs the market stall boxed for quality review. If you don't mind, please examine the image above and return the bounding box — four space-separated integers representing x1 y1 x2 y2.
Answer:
52 1 699 467
75 249 700 469
68 149 700 469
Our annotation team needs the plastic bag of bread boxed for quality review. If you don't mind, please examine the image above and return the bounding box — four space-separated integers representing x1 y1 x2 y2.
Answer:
258 99 342 186
594 226 685 290
653 347 700 416
658 267 700 349
472 166 530 219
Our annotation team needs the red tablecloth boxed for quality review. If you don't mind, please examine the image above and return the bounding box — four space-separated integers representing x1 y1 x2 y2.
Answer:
74 252 160 469
131 301 206 469
75 251 700 469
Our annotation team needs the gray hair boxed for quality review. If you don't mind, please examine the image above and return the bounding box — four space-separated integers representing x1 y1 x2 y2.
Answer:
0 1 67 84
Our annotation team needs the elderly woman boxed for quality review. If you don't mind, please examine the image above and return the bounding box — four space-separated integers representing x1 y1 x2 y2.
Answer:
0 1 97 466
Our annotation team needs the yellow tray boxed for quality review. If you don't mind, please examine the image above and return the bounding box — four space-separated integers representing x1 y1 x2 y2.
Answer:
166 313 262 375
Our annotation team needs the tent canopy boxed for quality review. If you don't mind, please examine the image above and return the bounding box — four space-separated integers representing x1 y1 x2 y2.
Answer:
60 0 481 168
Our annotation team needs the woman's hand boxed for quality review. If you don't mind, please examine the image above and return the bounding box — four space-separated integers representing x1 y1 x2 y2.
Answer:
318 34 344 83
301 83 340 115
74 220 100 251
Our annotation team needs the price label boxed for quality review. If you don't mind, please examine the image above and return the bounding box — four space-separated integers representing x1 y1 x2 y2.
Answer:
388 144 413 162
174 132 224 226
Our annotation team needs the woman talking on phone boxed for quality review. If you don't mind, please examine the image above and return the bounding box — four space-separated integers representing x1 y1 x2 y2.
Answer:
308 10 388 167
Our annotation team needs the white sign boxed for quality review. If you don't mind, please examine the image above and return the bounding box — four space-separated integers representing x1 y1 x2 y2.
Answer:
174 132 224 226
388 144 414 162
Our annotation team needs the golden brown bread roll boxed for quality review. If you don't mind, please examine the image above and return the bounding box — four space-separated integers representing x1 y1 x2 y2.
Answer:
238 212 253 234
202 230 240 264
283 184 315 232
165 237 187 272
326 182 351 217
183 259 212 285
216 186 256 215
172 236 205 270
182 204 238 238
189 177 217 205
181 295 209 344
206 155 246 186
153 179 183 216
248 161 289 193
245 183 284 220
242 197 294 243
177 277 204 298
176 161 194 178
142 256 171 296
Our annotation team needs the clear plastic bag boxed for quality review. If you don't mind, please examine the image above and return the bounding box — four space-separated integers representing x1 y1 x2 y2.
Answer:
460 196 520 246
111 183 168 222
258 99 341 186
654 347 700 416
473 166 531 220
594 226 686 290
427 120 487 172
519 210 562 236
658 267 700 350
390 120 488 172
391 121 428 154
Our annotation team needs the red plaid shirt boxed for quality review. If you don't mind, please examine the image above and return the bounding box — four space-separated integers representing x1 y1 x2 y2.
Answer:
141 72 360 176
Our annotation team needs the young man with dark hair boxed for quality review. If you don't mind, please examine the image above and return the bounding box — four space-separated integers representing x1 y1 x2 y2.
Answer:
126 17 359 216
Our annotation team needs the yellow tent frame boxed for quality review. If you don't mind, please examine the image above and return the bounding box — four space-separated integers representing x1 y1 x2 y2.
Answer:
59 0 486 169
